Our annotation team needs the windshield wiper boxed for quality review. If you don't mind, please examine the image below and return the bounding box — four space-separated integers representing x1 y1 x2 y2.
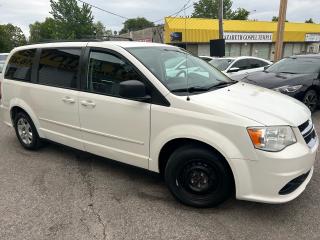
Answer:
279 71 297 74
172 81 237 93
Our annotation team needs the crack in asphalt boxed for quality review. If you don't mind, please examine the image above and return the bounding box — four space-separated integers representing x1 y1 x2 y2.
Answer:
76 154 107 240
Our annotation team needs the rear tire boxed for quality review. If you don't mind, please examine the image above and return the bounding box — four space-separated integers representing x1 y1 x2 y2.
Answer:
14 111 41 150
164 145 233 208
303 90 318 113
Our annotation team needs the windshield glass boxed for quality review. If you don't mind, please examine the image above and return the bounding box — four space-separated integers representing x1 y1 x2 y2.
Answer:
267 57 320 74
127 47 232 94
209 58 234 71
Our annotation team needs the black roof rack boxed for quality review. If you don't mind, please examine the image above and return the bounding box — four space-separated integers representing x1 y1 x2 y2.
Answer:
36 35 133 44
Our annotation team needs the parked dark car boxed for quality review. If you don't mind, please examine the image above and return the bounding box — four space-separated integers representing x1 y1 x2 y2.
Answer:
241 55 320 112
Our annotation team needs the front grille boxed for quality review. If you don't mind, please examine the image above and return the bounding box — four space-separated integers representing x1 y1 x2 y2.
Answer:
298 120 317 148
279 170 310 195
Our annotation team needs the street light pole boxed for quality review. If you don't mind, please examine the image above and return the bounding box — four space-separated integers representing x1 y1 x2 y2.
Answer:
274 0 288 62
218 0 224 39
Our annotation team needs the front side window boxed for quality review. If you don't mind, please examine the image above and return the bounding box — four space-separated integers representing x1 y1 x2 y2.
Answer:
5 49 36 82
127 47 233 94
266 57 320 74
87 51 143 96
38 48 81 89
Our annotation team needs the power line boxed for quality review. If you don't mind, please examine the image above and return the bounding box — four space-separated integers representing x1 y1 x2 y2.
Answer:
153 0 194 23
76 0 129 20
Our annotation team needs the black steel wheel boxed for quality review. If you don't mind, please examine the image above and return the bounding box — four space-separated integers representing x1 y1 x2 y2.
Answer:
165 145 234 208
303 90 318 113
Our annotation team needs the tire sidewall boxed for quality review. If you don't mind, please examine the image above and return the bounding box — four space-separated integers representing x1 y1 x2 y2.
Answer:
165 146 233 208
14 112 39 150
303 90 318 113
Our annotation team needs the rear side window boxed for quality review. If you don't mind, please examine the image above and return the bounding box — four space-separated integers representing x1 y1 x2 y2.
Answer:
38 48 81 89
5 49 36 82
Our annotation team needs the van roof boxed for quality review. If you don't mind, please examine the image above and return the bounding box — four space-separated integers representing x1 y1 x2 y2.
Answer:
12 41 173 52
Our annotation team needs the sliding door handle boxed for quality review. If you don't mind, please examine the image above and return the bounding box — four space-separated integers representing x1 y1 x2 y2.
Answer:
80 100 96 108
62 97 75 104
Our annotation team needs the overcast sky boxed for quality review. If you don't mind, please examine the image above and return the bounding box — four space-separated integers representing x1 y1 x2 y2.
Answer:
0 0 319 37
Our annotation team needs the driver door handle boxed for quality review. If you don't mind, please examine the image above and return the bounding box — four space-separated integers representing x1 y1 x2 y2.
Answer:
80 100 96 108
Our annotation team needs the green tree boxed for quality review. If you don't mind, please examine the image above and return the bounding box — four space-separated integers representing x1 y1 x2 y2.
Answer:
305 18 315 23
93 21 107 37
0 24 26 52
119 17 154 34
50 0 94 39
272 16 288 22
191 0 249 20
29 18 57 43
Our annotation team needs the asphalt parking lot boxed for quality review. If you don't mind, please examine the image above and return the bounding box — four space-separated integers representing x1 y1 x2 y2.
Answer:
0 112 319 240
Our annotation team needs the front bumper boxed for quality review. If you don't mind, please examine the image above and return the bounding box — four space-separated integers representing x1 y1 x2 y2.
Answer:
233 128 318 204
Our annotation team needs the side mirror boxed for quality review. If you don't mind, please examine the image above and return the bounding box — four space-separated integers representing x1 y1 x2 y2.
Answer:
228 67 240 73
119 80 151 102
264 65 270 70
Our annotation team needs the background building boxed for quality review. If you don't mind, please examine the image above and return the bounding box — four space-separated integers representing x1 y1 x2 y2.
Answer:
164 17 320 60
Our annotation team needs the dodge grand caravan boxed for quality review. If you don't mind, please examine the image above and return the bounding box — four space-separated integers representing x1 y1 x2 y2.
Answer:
0 41 318 207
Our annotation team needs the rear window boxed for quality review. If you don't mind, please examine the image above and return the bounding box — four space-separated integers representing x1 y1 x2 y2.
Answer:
38 48 81 89
4 49 36 82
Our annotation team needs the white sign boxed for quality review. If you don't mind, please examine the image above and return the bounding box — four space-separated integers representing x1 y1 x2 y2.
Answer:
305 34 320 42
224 32 273 43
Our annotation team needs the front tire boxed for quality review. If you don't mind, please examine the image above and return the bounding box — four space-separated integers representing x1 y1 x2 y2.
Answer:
164 145 233 208
303 90 318 113
14 111 41 150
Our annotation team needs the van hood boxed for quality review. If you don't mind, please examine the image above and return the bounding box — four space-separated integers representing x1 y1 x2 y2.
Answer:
191 82 310 126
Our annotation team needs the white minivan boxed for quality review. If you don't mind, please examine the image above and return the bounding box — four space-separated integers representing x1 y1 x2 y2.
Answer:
0 41 318 207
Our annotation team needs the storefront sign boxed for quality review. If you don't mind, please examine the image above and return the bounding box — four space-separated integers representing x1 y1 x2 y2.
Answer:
224 32 273 43
170 32 182 42
305 34 320 42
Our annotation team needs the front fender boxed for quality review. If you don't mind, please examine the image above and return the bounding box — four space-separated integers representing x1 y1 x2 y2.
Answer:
149 124 247 173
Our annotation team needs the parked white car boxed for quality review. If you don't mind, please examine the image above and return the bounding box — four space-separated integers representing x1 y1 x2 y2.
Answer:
0 42 318 207
0 53 9 74
199 56 217 62
209 56 272 79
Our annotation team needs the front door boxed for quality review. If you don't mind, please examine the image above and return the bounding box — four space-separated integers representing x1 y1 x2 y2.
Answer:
78 49 151 169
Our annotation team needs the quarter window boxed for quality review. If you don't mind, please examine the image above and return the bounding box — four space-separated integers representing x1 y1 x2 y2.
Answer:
5 49 36 82
87 51 143 96
38 48 81 89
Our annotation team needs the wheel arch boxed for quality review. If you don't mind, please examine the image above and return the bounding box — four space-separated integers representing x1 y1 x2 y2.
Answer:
157 137 237 194
9 99 44 138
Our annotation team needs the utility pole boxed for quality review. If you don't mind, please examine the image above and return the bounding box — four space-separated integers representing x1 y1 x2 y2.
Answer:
218 0 224 39
274 0 288 62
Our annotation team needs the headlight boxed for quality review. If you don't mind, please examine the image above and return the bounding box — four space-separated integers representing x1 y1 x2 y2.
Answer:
247 126 297 152
274 85 303 93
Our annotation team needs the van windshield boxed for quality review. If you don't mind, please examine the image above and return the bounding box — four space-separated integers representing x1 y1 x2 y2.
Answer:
127 47 234 94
